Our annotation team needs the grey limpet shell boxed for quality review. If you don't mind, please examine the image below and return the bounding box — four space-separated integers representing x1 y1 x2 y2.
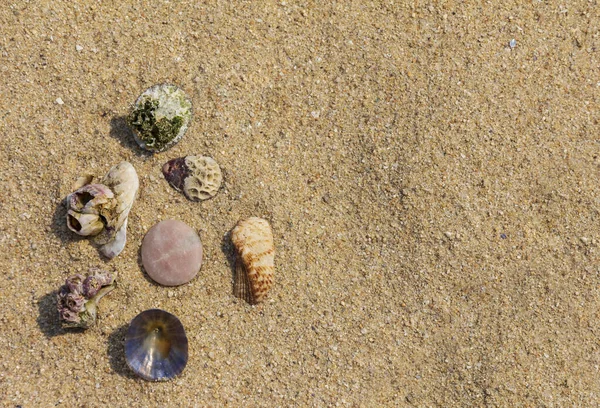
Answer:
162 155 222 201
125 309 188 381
127 84 193 153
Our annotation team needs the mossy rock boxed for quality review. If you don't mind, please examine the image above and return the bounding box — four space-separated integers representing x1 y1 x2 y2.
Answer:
127 84 193 152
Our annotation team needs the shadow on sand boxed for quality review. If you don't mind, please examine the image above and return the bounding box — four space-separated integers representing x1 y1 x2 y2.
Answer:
36 291 86 338
109 116 149 158
220 228 238 298
107 324 138 379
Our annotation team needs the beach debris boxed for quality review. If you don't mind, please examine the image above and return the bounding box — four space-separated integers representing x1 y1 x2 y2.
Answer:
55 97 64 105
125 309 188 381
162 155 222 201
231 217 275 305
57 269 116 329
66 161 139 259
509 39 516 49
127 84 192 152
141 220 203 286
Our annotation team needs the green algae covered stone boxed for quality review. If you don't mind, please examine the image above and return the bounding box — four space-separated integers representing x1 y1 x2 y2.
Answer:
127 84 193 152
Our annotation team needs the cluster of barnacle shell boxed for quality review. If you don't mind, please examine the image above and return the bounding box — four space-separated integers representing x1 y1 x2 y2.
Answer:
57 269 116 329
66 161 139 259
58 83 276 382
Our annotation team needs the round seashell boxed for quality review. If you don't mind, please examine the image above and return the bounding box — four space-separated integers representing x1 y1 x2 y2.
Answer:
141 220 203 286
127 84 193 152
162 155 222 202
231 217 275 305
125 309 188 381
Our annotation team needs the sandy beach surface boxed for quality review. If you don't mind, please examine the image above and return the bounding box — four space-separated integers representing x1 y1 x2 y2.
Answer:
1 1 599 406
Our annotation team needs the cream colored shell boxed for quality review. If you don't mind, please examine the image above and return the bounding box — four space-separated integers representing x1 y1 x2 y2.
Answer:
65 161 139 259
231 217 274 305
183 156 222 201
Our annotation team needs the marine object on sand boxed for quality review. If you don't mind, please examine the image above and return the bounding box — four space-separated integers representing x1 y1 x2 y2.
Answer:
162 155 222 202
162 155 222 201
141 220 203 286
125 309 188 381
57 269 116 329
127 84 193 152
231 217 275 305
66 162 139 259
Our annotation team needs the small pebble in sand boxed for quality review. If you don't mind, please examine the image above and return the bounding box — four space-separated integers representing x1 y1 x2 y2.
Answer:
509 39 516 49
55 97 64 105
141 220 203 286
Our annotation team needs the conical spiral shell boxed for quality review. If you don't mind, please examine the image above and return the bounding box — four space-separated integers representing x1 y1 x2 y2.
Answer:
65 162 139 259
231 217 274 305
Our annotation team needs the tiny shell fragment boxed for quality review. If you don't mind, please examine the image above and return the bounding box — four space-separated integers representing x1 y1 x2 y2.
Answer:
231 217 275 305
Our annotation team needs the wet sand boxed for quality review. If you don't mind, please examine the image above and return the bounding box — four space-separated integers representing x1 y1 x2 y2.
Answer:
1 2 599 406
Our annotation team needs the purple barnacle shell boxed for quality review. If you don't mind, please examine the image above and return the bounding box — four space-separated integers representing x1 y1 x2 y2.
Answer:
57 285 70 299
65 293 86 312
83 270 114 297
65 274 85 294
59 308 81 324
66 211 105 237
68 183 115 214
97 272 114 287
83 276 101 298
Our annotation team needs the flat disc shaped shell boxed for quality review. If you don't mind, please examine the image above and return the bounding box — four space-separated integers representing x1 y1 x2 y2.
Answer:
141 220 203 286
125 309 188 381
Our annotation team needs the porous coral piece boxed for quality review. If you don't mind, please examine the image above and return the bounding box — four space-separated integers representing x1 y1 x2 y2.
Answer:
162 155 222 202
183 156 222 201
